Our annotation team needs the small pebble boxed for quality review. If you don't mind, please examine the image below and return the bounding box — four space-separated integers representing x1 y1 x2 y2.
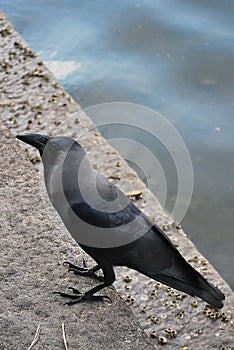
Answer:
191 300 198 308
158 336 168 345
150 331 157 339
122 276 132 283
150 315 159 324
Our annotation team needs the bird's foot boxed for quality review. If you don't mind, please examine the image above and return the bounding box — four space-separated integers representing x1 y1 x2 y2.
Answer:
53 287 111 305
63 259 89 272
63 260 104 282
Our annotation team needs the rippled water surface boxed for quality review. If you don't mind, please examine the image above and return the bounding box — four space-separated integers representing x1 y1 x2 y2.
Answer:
1 0 234 289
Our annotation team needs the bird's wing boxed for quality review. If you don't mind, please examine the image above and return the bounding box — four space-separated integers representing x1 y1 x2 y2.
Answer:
64 168 134 224
69 172 145 229
121 224 225 308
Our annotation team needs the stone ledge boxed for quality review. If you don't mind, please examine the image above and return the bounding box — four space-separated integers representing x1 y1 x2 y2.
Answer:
0 12 233 349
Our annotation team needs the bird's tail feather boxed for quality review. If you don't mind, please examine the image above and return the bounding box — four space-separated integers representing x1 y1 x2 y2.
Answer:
153 269 225 309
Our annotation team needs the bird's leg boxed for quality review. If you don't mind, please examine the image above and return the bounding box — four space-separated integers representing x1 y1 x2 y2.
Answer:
54 265 115 305
63 259 104 281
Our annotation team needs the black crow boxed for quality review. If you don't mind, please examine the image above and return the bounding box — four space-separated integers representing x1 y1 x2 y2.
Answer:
16 133 225 308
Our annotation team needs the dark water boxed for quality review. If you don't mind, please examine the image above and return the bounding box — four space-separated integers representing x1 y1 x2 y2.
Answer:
1 0 234 289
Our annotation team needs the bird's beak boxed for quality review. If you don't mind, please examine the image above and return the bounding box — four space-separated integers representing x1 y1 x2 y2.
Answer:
16 133 51 155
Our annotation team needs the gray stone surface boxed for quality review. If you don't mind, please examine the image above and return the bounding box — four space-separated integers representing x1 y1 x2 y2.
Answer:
1 12 234 349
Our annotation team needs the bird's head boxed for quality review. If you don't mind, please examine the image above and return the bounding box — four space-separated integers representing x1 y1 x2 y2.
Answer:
16 133 86 166
16 133 51 156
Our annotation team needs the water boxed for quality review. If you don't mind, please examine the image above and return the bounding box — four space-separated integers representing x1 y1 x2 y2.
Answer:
1 0 234 289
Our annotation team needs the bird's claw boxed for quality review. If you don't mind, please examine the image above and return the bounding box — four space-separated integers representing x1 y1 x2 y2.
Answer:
63 260 92 273
63 260 104 281
53 288 111 304
64 293 112 305
68 286 82 294
52 290 80 299
63 261 87 272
